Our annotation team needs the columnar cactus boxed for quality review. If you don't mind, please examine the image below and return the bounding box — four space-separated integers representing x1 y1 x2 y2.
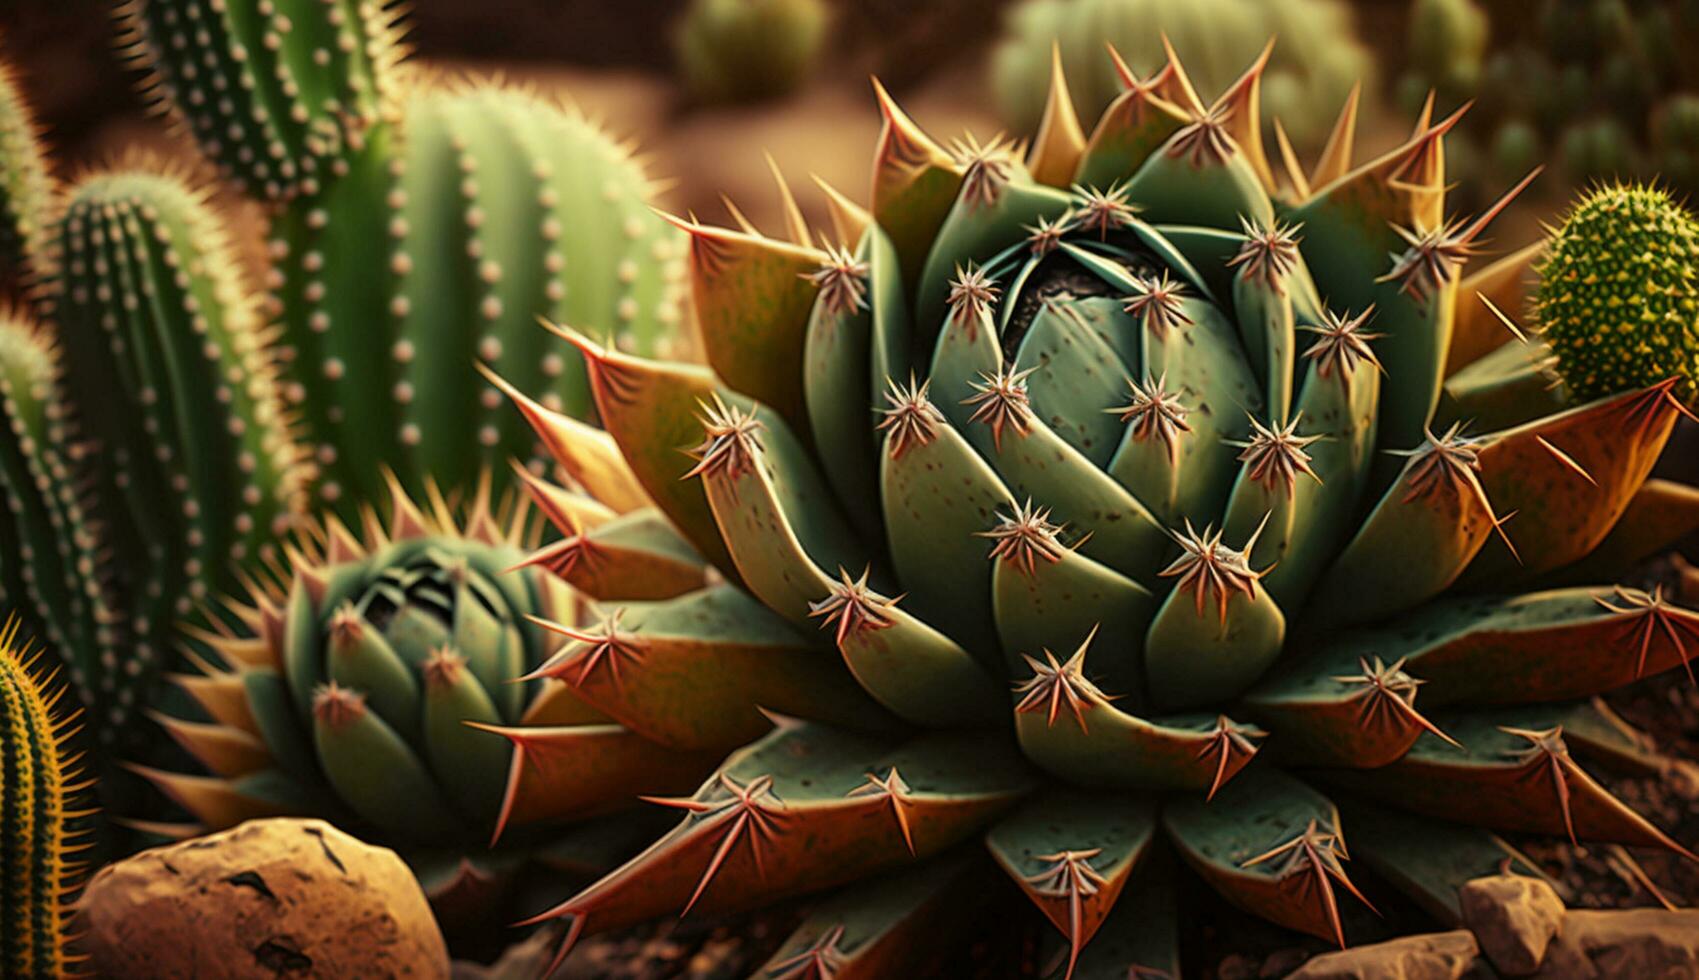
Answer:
458 48 1696 974
0 62 54 303
0 619 84 978
115 0 687 510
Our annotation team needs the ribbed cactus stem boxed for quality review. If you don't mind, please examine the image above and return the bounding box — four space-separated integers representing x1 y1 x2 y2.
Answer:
0 62 55 302
0 619 82 978
115 0 402 202
52 171 308 708
0 314 124 746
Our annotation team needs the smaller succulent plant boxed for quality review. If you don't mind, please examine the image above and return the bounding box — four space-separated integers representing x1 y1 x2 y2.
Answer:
1537 183 1699 402
140 480 732 914
0 618 84 978
673 0 829 105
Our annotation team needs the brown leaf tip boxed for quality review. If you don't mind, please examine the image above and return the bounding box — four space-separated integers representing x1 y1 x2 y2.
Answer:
980 497 1068 577
1160 518 1271 625
878 373 947 459
1332 655 1459 748
1069 182 1139 240
685 393 764 483
1123 268 1194 340
311 681 367 728
950 133 1019 210
1170 102 1237 166
804 244 871 319
947 262 1002 325
1197 714 1265 801
809 567 900 646
328 601 364 649
1109 371 1192 466
1302 306 1384 384
1594 584 1699 683
848 766 918 855
422 646 468 688
644 772 786 917
1230 413 1324 495
963 364 1037 451
1394 422 1482 501
1227 216 1304 292
1014 626 1107 731
1241 818 1375 947
532 609 646 689
765 923 848 980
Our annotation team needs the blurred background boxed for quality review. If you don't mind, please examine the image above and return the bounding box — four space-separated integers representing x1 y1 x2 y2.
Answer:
6 0 1698 260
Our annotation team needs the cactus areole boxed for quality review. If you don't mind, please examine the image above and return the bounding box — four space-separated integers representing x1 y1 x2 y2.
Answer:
172 43 1698 974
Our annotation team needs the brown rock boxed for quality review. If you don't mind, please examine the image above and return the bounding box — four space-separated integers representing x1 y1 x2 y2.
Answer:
1530 908 1699 978
1459 874 1567 975
79 818 448 979
1286 931 1488 980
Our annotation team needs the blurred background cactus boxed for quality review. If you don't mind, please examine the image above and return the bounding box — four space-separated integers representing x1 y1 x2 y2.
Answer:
673 0 830 105
0 619 85 978
989 0 1373 147
1401 0 1699 208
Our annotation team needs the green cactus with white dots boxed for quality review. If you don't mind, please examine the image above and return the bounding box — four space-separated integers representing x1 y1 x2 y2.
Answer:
118 0 686 510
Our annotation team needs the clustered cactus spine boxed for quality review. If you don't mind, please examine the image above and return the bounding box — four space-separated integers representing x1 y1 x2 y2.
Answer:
116 0 687 511
1536 183 1699 402
0 619 88 978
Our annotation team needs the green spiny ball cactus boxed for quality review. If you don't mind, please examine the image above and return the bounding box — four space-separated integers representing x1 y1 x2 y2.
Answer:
673 0 829 105
1536 182 1699 401
145 481 739 911
116 0 687 512
0 619 85 978
445 48 1691 975
0 62 54 301
989 0 1371 146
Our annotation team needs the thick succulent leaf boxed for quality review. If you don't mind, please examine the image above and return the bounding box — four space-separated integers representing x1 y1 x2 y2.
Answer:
1305 588 1699 709
475 722 723 844
1015 677 1261 794
804 226 905 542
313 698 463 842
1462 383 1684 584
673 216 823 432
125 765 327 831
916 179 1071 336
1446 242 1542 376
1074 76 1188 190
1438 337 1564 433
1232 269 1297 422
870 79 964 289
1055 849 1181 980
699 397 870 624
1017 300 1137 467
1327 711 1695 855
980 416 1170 583
520 507 706 602
1164 768 1368 945
530 328 737 578
1256 358 1381 610
1336 797 1555 926
992 547 1155 698
881 419 1016 664
835 600 1008 728
1125 143 1275 231
421 657 508 826
1302 442 1497 630
750 853 993 980
1549 478 1699 585
986 791 1157 980
528 584 895 751
1244 639 1454 769
1145 564 1286 711
525 724 1031 938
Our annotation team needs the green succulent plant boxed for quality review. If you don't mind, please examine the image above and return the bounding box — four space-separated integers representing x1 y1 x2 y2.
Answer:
439 48 1697 975
989 0 1371 148
0 618 85 978
674 0 830 105
1536 183 1699 402
114 0 686 510
139 480 752 912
